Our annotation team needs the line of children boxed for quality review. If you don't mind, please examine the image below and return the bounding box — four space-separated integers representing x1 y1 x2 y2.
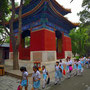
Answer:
19 56 89 90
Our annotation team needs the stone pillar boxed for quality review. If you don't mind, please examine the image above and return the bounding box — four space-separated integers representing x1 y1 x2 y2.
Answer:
30 28 56 62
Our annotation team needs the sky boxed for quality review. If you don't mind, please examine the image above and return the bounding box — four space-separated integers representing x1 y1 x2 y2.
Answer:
16 0 84 23
56 0 83 23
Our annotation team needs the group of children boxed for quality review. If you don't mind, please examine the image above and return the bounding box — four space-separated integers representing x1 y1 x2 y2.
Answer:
18 65 49 90
18 56 90 90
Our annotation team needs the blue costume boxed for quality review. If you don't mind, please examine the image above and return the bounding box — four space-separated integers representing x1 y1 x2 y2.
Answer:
55 66 60 78
61 65 64 70
21 71 28 87
78 62 82 70
21 80 27 87
73 62 77 69
32 70 41 89
43 69 47 80
66 66 69 71
33 80 40 88
59 70 62 78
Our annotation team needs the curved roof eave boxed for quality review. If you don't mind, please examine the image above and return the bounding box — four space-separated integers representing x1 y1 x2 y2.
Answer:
48 0 79 27
51 0 71 13
5 0 79 27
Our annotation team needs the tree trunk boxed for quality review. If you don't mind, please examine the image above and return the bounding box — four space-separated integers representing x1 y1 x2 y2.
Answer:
9 0 19 70
13 49 19 70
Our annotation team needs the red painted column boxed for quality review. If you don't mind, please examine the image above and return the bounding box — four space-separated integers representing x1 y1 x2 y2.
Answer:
63 34 72 58
30 29 56 51
10 40 13 52
64 36 72 51
62 32 65 58
30 28 56 62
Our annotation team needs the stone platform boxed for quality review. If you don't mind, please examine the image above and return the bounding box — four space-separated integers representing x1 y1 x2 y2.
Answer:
4 59 57 78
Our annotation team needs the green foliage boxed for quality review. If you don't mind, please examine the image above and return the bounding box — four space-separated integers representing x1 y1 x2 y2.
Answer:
0 0 10 21
25 36 30 48
69 25 89 56
5 36 10 43
24 0 32 6
78 0 90 24
75 56 80 59
71 0 90 57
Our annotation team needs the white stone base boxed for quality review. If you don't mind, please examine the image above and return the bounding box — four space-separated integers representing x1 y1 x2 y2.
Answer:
41 61 56 72
5 59 56 73
5 60 34 73
30 51 56 62
65 51 72 58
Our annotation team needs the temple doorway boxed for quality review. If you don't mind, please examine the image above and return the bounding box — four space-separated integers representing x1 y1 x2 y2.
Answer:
19 30 30 60
55 30 63 59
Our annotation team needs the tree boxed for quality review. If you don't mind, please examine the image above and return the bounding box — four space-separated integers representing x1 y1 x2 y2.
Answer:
84 25 90 56
0 0 31 70
78 0 90 56
69 25 88 57
78 0 90 24
70 0 90 57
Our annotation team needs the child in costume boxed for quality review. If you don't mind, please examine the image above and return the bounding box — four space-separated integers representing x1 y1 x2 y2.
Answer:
32 66 41 90
20 66 28 90
82 57 86 66
59 60 64 71
59 64 63 84
65 58 70 78
73 59 77 75
77 59 83 75
86 57 89 68
68 57 73 78
42 65 48 89
55 62 60 85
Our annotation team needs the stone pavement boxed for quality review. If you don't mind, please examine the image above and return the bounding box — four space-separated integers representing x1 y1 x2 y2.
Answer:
0 70 65 90
1 68 90 90
0 71 55 90
0 70 69 90
49 68 90 90
0 75 19 90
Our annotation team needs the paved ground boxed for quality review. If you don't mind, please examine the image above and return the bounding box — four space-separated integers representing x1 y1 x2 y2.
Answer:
0 75 19 90
0 68 90 90
49 68 90 90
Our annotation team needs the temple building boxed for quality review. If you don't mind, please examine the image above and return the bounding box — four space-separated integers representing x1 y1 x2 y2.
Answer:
7 0 78 62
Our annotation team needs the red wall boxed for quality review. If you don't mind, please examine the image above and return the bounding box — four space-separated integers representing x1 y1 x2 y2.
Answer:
9 30 72 60
57 33 72 59
19 37 30 60
10 40 13 52
57 32 65 59
64 36 72 51
30 29 56 51
19 47 30 60
10 38 30 60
